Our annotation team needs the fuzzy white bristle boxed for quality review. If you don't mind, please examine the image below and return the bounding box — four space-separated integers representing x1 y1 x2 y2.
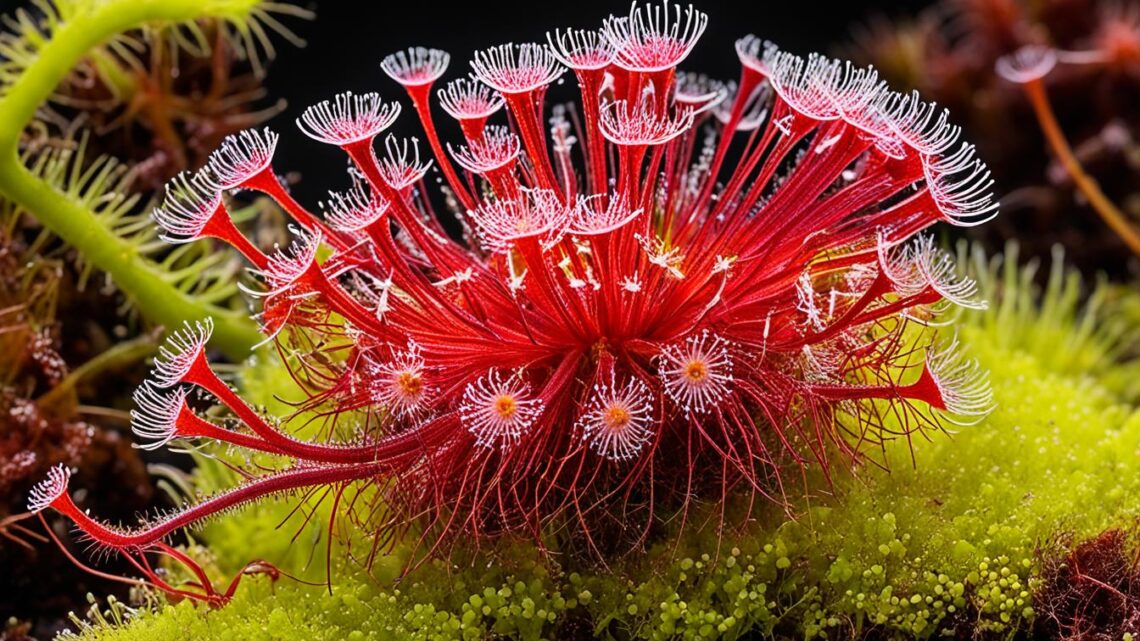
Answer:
604 1 708 73
470 43 565 94
449 125 521 175
577 373 655 460
657 329 734 415
468 188 571 254
546 27 615 71
27 464 71 513
297 91 401 145
130 382 189 451
381 46 450 87
152 171 222 244
926 338 994 425
150 319 214 388
438 77 505 120
377 135 434 189
205 127 279 191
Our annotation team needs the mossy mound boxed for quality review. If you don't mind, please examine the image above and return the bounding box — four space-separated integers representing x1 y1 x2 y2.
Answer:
67 248 1140 640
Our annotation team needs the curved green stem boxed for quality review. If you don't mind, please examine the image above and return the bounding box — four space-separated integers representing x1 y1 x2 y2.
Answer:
36 329 160 410
0 0 269 358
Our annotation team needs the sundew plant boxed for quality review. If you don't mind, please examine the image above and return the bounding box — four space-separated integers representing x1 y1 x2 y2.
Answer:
28 1 997 605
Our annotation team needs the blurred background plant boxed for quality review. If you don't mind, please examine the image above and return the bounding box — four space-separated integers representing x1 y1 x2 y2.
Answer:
842 0 1140 278
44 11 293 193
0 203 157 641
0 0 308 636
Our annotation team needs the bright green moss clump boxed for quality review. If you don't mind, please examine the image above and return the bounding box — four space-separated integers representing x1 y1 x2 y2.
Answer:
68 248 1140 640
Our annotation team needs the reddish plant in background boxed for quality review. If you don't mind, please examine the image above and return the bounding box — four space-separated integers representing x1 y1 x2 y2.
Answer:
996 39 1140 258
29 1 995 603
0 219 156 630
1034 529 1140 640
842 0 1140 276
47 10 313 192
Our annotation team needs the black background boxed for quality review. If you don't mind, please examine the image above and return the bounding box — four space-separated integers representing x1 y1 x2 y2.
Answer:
253 1 930 201
0 0 933 201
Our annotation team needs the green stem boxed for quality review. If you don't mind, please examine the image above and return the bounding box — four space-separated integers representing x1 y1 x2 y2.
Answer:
87 48 139 102
36 329 160 410
0 0 267 359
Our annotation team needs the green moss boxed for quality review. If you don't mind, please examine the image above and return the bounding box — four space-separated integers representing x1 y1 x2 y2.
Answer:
67 249 1140 640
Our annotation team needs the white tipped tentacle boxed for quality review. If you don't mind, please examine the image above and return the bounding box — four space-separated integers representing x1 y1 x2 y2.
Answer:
763 43 976 165
368 340 433 418
713 80 769 131
257 230 323 293
27 464 71 513
130 383 188 451
923 144 999 227
603 1 708 72
296 92 401 145
657 329 734 415
547 27 615 71
438 77 505 120
459 369 543 448
381 46 450 86
599 92 694 146
734 34 771 74
151 319 214 388
324 183 390 233
816 61 909 158
470 43 565 94
674 72 729 114
817 59 883 123
577 373 655 461
913 238 986 310
152 172 223 244
205 127 279 190
925 338 994 425
449 125 521 174
377 135 433 189
877 90 962 156
995 45 1058 84
468 188 571 254
876 228 923 292
763 46 896 149
569 193 642 236
764 50 839 121
878 234 985 310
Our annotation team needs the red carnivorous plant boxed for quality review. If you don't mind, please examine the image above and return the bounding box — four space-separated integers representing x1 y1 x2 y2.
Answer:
29 1 995 604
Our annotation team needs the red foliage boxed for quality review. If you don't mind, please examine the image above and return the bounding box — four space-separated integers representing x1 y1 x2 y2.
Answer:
1035 529 1140 640
0 224 155 635
54 20 294 191
31 2 996 603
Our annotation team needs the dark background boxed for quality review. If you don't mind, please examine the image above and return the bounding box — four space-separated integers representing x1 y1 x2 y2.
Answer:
0 0 932 201
252 0 931 202
0 0 933 200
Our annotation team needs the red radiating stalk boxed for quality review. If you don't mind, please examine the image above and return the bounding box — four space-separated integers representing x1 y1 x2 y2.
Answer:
242 169 351 250
688 66 764 219
33 8 998 604
200 204 269 269
402 83 476 211
502 92 563 197
47 464 387 549
574 69 609 196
